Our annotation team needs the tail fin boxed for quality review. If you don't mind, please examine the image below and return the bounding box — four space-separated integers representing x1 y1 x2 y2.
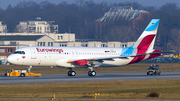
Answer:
133 19 160 54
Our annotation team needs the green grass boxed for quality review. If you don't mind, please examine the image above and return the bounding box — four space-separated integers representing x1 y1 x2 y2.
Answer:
0 99 114 101
0 79 180 99
0 63 180 100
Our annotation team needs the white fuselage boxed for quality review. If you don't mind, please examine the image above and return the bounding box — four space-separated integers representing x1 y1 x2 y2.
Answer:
7 46 136 68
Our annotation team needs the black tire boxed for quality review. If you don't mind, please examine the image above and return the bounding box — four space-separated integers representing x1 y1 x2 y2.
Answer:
71 71 76 76
154 71 156 75
67 71 76 76
20 73 25 77
91 71 96 76
147 72 149 75
67 71 72 76
88 71 96 76
88 71 92 76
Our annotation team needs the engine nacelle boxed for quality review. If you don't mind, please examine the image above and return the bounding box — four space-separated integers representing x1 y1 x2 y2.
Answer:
56 59 75 67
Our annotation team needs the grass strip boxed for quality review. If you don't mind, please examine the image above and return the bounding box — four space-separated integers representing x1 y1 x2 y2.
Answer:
0 79 180 99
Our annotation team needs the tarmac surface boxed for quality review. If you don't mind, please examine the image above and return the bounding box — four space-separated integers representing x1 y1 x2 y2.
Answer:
0 72 180 85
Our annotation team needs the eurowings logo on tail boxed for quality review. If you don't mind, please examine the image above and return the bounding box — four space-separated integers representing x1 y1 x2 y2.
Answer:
134 19 159 52
128 19 160 64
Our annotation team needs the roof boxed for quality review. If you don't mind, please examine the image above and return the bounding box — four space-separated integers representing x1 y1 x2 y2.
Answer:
30 17 47 22
0 44 17 46
0 35 44 41
20 17 47 22
96 6 149 22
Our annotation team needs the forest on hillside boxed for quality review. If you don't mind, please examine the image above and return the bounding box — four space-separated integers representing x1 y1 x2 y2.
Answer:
0 0 180 52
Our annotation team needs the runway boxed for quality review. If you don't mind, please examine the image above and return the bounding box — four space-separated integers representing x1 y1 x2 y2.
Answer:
0 72 180 85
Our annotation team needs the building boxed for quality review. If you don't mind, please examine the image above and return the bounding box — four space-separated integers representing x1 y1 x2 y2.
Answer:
49 33 75 42
55 41 134 48
9 35 133 48
0 21 7 33
0 45 16 64
15 17 58 34
0 32 76 45
95 6 150 38
0 35 54 48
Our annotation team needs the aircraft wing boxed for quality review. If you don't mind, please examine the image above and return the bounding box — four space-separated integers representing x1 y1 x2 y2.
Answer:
139 51 174 56
67 51 173 66
67 54 142 66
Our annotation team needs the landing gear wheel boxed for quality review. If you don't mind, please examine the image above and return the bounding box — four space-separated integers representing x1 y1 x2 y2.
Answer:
88 71 96 76
67 71 76 76
20 73 25 77
88 71 92 76
154 71 156 75
147 72 149 75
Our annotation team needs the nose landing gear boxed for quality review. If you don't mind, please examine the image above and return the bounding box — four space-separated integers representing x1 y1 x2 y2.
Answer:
67 68 76 76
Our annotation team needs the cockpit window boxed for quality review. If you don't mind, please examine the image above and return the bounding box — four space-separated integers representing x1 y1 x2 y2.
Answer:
13 51 25 54
22 51 25 54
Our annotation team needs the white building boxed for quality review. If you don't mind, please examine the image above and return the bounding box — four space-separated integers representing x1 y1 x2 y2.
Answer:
0 17 135 48
15 17 58 33
0 35 54 48
0 21 7 33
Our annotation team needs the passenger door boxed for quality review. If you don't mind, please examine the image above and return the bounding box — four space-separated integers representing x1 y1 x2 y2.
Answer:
30 47 37 59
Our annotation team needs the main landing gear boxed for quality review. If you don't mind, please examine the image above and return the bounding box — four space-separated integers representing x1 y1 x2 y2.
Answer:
67 67 96 77
67 68 76 76
88 67 96 76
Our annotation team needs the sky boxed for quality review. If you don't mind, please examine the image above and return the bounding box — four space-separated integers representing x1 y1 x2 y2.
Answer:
0 0 179 10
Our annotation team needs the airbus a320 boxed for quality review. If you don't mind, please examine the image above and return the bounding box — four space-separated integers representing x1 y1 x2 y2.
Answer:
7 19 162 76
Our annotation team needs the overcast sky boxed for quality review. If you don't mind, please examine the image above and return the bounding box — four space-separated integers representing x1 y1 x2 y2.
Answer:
0 0 179 10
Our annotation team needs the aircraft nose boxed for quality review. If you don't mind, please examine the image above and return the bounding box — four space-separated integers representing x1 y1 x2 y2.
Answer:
7 55 15 64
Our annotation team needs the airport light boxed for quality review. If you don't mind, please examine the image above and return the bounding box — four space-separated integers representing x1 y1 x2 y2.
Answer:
94 93 100 100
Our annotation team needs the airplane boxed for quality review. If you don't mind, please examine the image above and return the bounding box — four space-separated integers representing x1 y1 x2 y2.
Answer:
7 19 162 76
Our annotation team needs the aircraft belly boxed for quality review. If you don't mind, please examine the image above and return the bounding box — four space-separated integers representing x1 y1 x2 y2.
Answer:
101 58 132 67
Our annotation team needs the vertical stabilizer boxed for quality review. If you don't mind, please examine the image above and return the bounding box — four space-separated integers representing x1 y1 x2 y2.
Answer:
133 19 160 54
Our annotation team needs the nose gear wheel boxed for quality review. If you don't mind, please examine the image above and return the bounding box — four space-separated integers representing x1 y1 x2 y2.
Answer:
67 71 76 76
